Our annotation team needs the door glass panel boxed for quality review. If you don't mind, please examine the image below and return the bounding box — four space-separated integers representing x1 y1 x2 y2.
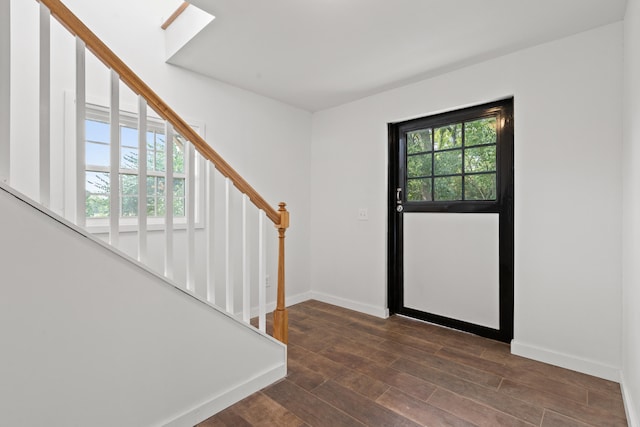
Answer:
402 113 502 203
434 124 462 150
464 117 497 146
407 154 432 178
407 129 432 154
465 174 496 200
407 178 432 201
434 150 462 175
434 176 462 200
464 145 496 173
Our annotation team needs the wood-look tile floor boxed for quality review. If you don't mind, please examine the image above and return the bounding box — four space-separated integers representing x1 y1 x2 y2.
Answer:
198 300 627 427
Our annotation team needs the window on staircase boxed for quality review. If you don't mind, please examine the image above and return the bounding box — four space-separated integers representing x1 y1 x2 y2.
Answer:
80 103 204 231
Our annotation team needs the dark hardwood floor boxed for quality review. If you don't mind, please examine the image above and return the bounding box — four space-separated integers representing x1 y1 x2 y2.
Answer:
198 300 627 427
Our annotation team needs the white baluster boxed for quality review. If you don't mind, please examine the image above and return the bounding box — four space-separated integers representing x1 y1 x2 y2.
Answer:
206 162 215 303
137 96 147 263
164 123 174 279
242 194 250 323
258 209 266 333
0 0 10 185
109 70 119 246
75 37 86 227
186 141 195 292
39 4 50 207
225 177 233 313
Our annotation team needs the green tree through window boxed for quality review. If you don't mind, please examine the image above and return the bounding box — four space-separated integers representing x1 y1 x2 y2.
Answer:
84 108 188 220
406 116 497 201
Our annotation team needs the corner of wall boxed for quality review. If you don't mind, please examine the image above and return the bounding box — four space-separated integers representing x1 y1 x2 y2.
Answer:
621 374 640 427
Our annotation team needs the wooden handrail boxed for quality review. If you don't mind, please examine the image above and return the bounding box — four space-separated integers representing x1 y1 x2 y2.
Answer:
37 0 289 344
38 0 281 226
161 2 189 30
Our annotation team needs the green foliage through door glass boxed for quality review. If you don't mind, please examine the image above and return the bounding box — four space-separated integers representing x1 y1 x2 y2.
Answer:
404 115 499 202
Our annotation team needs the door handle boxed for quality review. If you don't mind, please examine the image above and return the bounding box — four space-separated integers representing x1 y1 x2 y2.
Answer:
396 188 403 212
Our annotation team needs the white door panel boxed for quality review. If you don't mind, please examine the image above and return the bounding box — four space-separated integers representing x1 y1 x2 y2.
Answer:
403 212 500 329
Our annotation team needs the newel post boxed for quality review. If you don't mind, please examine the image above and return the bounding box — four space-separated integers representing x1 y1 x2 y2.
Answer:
273 202 289 344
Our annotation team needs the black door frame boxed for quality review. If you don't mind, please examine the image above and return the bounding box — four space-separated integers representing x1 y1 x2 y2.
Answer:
387 99 514 343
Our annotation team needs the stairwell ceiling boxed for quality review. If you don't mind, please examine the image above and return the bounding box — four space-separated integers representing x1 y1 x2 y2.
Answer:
172 0 628 112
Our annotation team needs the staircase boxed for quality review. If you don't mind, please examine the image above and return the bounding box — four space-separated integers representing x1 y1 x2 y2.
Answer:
0 0 290 425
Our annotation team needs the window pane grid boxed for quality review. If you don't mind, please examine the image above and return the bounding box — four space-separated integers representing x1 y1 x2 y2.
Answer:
405 116 498 202
85 113 189 220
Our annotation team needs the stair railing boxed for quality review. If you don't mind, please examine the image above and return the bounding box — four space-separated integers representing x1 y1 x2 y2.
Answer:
0 0 289 343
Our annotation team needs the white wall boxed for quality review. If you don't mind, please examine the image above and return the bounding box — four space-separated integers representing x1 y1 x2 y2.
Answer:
622 0 640 424
8 0 632 397
0 186 286 427
311 23 623 380
9 0 312 308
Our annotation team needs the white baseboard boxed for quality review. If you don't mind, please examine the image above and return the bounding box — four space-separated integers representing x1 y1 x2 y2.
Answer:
310 291 389 319
285 291 313 309
621 374 639 427
244 290 387 319
162 362 287 427
511 340 621 382
245 291 313 319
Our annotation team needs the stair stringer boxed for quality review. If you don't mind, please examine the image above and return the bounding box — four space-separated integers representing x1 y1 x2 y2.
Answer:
0 183 286 427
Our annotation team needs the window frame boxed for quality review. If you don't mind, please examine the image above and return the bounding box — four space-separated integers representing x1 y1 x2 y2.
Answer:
64 92 206 233
397 100 512 214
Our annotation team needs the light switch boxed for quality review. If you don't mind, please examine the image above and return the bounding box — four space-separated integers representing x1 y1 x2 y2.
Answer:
358 208 368 221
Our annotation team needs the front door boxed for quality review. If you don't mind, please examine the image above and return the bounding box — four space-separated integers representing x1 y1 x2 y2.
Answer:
388 99 514 342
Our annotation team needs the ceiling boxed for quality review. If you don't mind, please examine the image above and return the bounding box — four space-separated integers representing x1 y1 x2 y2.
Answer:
169 0 628 112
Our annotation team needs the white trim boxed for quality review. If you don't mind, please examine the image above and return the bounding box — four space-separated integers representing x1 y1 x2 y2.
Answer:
510 340 621 382
161 362 286 427
39 3 51 208
74 38 86 226
0 0 9 185
248 291 313 319
242 194 250 323
185 142 195 292
86 217 196 233
137 96 148 263
286 291 313 308
620 374 639 427
205 161 215 304
109 70 120 247
225 177 232 313
305 291 388 318
258 209 266 331
164 123 174 279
